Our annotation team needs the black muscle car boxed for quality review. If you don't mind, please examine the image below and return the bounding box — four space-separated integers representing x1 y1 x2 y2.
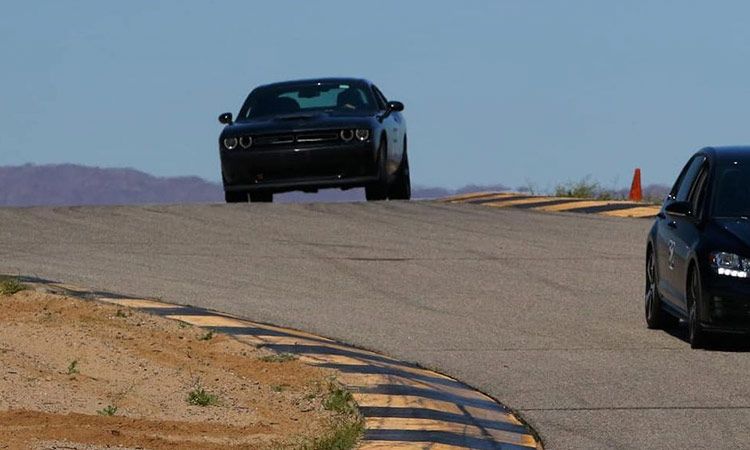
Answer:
217 78 410 203
645 146 750 348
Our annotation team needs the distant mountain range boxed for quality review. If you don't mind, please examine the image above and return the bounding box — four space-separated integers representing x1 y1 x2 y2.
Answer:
0 164 510 207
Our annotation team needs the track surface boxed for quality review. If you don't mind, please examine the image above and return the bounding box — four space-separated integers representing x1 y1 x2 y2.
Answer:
2 201 750 449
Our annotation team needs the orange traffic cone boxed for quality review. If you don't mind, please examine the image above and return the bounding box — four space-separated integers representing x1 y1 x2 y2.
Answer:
629 168 642 202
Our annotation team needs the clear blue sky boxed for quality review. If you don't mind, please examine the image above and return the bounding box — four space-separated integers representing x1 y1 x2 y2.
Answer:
3 1 750 190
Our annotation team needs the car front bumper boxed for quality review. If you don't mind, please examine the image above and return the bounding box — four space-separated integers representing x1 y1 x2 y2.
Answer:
703 274 750 332
220 142 379 193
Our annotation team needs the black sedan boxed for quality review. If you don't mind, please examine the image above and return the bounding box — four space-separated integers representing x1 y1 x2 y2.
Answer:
646 146 750 348
217 78 410 203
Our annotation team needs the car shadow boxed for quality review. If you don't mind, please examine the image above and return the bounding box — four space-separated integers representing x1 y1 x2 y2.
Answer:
665 321 750 352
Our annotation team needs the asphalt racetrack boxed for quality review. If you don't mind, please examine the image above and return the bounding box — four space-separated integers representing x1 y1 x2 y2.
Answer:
2 201 750 449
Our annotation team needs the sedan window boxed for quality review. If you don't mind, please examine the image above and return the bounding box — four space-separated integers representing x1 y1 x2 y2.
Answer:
674 156 706 202
713 161 750 218
689 166 709 218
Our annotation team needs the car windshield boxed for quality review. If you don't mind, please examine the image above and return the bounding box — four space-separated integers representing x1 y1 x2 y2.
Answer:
713 157 750 218
238 82 376 120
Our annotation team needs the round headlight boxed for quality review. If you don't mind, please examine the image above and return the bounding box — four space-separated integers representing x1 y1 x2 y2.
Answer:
239 136 253 149
355 129 370 141
340 129 354 142
223 137 238 150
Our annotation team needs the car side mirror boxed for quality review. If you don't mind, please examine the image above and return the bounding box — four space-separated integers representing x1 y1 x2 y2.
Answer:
387 101 404 112
218 112 233 125
665 201 692 217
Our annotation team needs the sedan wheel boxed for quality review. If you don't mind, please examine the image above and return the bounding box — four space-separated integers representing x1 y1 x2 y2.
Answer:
688 269 707 349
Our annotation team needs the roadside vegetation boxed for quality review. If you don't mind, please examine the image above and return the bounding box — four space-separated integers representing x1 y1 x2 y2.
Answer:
198 330 215 341
260 352 298 363
67 359 80 375
97 405 118 416
299 381 364 450
554 176 611 199
0 276 26 296
548 176 669 203
187 384 221 407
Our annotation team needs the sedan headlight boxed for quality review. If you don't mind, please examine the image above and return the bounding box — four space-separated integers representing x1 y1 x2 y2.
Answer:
712 252 750 278
223 137 238 150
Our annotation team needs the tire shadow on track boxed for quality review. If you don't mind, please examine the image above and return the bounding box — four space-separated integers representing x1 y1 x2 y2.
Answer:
661 322 750 352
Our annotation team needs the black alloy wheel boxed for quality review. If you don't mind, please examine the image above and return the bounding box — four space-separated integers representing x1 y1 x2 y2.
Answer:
645 251 661 328
688 268 708 349
365 138 389 201
645 250 679 329
388 143 411 200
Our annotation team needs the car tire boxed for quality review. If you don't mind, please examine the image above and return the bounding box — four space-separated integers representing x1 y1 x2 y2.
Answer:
225 191 248 203
249 192 273 203
388 142 411 201
365 138 389 201
688 267 708 349
645 250 678 329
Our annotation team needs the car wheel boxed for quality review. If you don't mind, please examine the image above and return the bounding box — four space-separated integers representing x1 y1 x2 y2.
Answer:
225 191 248 203
645 250 677 329
388 143 411 201
249 192 273 203
365 138 389 201
688 267 708 349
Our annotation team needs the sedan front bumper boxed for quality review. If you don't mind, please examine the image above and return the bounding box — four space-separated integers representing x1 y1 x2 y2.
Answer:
703 274 750 332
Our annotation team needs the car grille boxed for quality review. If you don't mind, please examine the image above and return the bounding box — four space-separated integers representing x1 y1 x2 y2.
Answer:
252 131 340 147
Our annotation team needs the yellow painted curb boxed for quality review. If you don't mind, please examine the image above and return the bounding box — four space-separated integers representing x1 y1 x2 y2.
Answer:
30 280 542 449
485 197 558 208
600 206 662 218
446 192 660 219
443 191 510 202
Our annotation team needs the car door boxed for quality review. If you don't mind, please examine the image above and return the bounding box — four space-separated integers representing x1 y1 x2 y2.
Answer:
372 85 404 175
656 155 706 311
671 162 709 303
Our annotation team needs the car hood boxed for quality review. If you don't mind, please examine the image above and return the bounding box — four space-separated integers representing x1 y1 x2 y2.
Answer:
712 218 750 251
223 112 377 135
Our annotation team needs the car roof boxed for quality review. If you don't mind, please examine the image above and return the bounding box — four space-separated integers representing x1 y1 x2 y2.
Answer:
254 77 372 90
700 146 750 162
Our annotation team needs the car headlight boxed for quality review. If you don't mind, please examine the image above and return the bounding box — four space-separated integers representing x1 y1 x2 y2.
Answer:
239 136 253 149
712 252 750 278
340 130 354 142
223 137 238 150
355 129 370 141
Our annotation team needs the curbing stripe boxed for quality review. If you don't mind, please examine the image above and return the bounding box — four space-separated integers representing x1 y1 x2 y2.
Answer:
445 192 660 219
513 198 586 209
32 280 541 449
562 202 657 214
534 200 619 212
484 197 560 208
601 206 662 218
443 192 505 202
464 194 528 205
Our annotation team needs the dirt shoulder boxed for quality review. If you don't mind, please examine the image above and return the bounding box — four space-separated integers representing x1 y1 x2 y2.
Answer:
0 287 353 450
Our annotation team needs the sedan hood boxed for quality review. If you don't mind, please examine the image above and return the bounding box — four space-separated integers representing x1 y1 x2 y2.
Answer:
713 218 750 250
224 112 377 135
